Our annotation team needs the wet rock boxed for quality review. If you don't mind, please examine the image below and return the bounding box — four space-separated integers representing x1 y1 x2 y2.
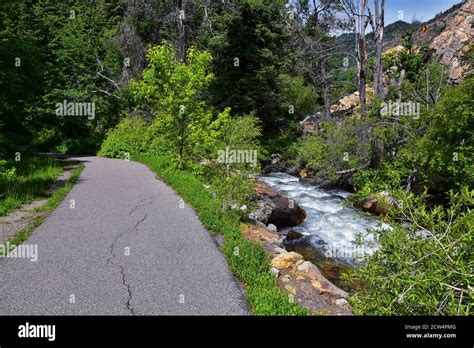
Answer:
249 181 306 228
266 223 277 233
268 194 307 227
286 230 304 241
271 252 304 270
243 224 352 315
362 190 394 215
293 260 349 299
286 164 302 176
263 153 286 173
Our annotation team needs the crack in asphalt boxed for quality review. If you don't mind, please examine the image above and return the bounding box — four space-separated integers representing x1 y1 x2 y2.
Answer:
106 210 148 315
176 243 185 254
128 199 152 216
133 214 147 230
120 265 136 315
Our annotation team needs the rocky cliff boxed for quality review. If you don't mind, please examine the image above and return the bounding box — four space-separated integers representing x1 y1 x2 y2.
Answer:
430 0 473 81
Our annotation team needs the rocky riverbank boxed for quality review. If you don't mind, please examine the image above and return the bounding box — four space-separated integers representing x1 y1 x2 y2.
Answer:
245 180 352 315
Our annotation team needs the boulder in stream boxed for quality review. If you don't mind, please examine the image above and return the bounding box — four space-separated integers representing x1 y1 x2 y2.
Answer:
249 181 306 228
286 230 304 241
262 153 286 173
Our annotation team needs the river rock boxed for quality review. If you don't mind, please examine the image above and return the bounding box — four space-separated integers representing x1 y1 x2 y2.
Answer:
268 194 307 227
286 230 304 241
249 181 306 228
269 267 280 277
286 164 302 176
248 200 273 224
293 260 349 299
271 251 304 270
266 223 277 233
263 153 286 173
362 190 394 215
335 298 349 307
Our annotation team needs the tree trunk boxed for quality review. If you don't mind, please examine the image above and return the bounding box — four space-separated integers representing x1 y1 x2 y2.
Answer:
320 61 331 119
373 0 385 99
177 0 187 62
358 0 368 114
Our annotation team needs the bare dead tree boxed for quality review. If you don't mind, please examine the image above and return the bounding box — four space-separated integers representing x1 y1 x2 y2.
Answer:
284 0 344 120
340 0 371 113
176 0 188 62
368 0 385 99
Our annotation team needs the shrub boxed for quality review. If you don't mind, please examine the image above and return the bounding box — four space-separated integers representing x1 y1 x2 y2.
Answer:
348 187 473 315
98 116 149 158
352 148 414 200
0 160 16 182
293 117 371 180
416 77 474 193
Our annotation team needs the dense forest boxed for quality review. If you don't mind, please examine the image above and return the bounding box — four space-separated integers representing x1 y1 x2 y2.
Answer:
0 0 472 316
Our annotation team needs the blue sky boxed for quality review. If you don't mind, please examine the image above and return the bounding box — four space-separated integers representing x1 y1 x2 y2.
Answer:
384 0 465 25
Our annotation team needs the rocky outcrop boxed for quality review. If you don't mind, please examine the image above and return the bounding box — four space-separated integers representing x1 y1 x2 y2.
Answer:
241 224 352 315
242 224 286 256
271 251 351 315
262 153 286 173
329 86 374 116
249 181 306 228
298 113 321 134
430 1 473 81
362 190 395 215
298 86 375 135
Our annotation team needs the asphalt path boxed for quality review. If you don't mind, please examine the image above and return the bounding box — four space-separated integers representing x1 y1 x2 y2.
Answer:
0 156 249 315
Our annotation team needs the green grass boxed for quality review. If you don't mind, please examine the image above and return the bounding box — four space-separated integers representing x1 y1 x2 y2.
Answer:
135 154 308 315
0 154 63 216
1 164 84 251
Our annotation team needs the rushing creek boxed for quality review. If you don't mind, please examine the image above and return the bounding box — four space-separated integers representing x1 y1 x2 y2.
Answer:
260 173 391 290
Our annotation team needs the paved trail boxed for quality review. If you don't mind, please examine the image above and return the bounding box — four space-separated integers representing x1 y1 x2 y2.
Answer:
0 156 248 315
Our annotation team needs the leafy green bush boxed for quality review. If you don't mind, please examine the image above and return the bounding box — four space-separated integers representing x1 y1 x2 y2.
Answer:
32 128 62 151
382 47 423 83
98 117 149 159
210 172 255 218
352 149 413 201
348 187 473 315
292 117 371 179
0 160 16 182
416 77 474 193
212 112 264 172
131 43 230 168
54 135 102 155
